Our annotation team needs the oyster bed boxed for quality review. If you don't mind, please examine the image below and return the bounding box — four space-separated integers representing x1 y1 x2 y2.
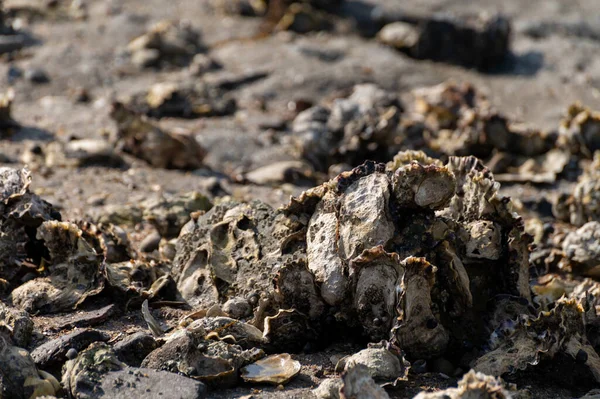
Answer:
2 0 600 398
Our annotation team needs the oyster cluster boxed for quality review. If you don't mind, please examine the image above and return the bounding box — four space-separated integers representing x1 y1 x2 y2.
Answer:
127 81 236 119
125 20 205 69
172 152 531 362
291 84 404 172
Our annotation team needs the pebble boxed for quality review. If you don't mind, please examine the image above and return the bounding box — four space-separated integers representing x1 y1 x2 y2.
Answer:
223 297 252 319
25 68 50 84
140 231 161 253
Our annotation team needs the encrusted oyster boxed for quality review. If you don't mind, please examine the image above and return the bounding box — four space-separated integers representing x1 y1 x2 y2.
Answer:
292 84 403 171
560 152 600 226
169 151 532 374
559 103 600 157
562 221 600 277
475 297 600 389
141 325 264 387
11 221 104 314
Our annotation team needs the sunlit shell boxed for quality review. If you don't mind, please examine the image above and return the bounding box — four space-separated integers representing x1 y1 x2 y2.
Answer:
240 353 301 385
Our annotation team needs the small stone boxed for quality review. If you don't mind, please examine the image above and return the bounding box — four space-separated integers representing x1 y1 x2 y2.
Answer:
188 53 219 76
86 194 107 206
140 231 161 253
25 68 50 84
131 48 160 68
66 348 78 360
342 347 405 381
7 65 22 84
99 367 207 398
377 22 420 49
223 297 252 319
313 377 342 399
113 332 158 367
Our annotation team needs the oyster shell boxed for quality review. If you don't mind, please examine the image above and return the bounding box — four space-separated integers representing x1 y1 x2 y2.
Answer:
110 101 206 170
292 84 403 171
240 353 301 385
559 103 600 156
394 257 449 359
0 302 33 347
11 221 103 314
128 81 236 119
22 139 125 169
338 171 394 261
0 168 61 288
142 191 212 238
474 298 600 388
142 328 264 387
0 337 58 399
563 153 600 226
562 221 600 277
377 13 510 70
306 191 347 306
350 248 402 342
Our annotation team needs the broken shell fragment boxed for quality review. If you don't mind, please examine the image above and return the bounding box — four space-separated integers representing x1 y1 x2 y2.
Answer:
339 364 390 399
240 353 301 385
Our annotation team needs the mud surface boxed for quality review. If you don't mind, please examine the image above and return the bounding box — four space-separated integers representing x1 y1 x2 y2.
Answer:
2 1 600 399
